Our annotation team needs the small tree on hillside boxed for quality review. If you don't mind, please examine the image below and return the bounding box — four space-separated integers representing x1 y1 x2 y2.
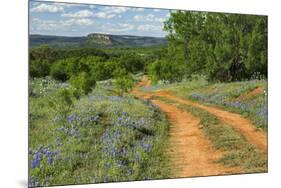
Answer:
113 68 134 96
70 72 96 95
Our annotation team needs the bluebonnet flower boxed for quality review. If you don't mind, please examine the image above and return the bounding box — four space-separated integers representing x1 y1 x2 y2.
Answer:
117 117 122 125
56 137 62 146
53 149 58 156
47 157 53 165
31 158 40 169
46 150 51 158
142 143 152 152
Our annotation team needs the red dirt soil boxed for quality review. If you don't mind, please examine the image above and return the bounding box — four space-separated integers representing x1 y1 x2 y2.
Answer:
237 87 265 101
152 99 241 177
132 76 267 153
132 76 244 177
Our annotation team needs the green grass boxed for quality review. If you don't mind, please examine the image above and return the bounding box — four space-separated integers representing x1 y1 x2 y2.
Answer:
29 78 169 186
153 96 267 173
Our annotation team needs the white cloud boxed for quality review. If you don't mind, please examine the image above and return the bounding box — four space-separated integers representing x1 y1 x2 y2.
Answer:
31 3 64 13
93 12 116 19
107 14 116 19
133 14 155 21
133 15 143 21
101 6 144 13
89 6 129 19
92 7 123 19
137 24 162 32
64 18 94 26
30 18 94 32
89 5 96 9
53 2 88 8
155 17 166 22
30 2 94 13
102 7 130 14
30 18 59 31
94 12 107 18
133 14 166 22
62 10 94 18
101 23 134 32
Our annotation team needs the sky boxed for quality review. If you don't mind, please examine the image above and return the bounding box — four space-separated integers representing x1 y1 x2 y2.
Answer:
29 1 171 37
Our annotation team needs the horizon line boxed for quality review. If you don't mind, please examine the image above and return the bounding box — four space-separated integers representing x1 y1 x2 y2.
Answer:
29 32 168 38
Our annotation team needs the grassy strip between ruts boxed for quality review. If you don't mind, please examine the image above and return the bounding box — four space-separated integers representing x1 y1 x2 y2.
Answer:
152 96 267 173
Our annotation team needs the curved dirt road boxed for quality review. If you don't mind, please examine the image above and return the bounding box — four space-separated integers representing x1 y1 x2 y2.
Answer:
153 91 267 153
132 76 267 153
132 77 243 177
152 99 241 177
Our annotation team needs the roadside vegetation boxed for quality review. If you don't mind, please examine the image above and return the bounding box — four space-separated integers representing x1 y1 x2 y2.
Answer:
29 77 169 186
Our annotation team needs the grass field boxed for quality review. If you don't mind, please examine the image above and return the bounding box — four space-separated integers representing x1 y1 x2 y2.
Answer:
29 77 169 186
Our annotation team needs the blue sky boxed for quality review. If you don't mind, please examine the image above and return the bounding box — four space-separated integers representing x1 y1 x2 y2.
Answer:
29 1 171 37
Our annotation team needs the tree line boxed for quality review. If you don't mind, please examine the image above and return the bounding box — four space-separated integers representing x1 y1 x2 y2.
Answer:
148 11 267 83
29 45 159 95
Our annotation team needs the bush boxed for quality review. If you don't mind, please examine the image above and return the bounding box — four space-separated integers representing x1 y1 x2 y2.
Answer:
69 72 96 95
119 53 145 73
50 61 68 82
113 68 134 96
29 59 50 78
47 88 75 118
148 59 185 83
29 45 59 78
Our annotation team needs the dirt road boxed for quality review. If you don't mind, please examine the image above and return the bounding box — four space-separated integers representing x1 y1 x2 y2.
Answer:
132 76 267 153
132 77 245 177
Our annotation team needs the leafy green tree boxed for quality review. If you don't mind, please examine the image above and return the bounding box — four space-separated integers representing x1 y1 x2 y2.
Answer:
29 45 58 77
148 59 185 83
113 68 134 96
119 53 145 73
69 72 96 95
50 60 68 82
164 11 267 82
29 59 50 78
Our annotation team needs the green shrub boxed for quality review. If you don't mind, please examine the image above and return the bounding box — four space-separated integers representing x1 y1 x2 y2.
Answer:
29 59 50 78
113 68 134 96
119 53 145 73
50 61 68 82
148 59 185 83
47 88 75 118
70 72 96 95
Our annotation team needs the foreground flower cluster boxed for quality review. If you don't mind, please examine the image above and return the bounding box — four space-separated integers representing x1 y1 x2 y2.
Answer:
29 79 169 187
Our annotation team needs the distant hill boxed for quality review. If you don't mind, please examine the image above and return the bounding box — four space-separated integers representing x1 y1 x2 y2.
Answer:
30 33 167 48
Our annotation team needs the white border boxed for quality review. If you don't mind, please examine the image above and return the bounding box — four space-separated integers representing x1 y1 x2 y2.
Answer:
0 0 280 188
